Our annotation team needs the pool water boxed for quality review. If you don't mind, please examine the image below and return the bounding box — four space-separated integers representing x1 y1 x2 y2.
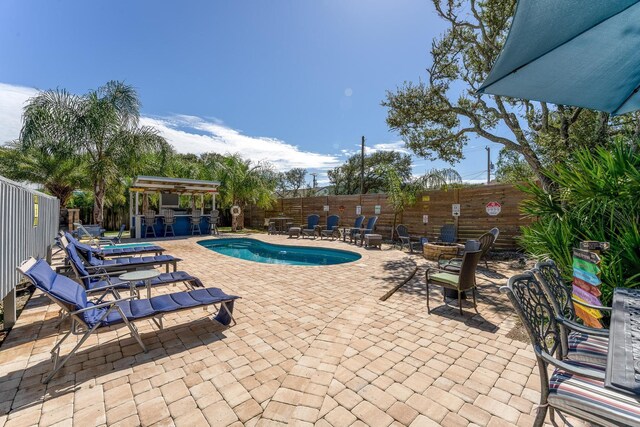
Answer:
198 238 361 266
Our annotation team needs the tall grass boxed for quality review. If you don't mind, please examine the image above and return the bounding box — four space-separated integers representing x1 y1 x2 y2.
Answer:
519 140 640 304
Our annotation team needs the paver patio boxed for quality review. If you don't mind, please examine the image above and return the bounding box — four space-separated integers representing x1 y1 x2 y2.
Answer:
0 234 583 426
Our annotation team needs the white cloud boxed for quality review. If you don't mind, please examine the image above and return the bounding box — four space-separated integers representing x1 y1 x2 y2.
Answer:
340 140 411 157
0 82 342 172
0 83 38 145
141 115 342 171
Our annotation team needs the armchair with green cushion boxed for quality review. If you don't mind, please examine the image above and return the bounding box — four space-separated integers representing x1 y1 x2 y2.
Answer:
425 250 482 315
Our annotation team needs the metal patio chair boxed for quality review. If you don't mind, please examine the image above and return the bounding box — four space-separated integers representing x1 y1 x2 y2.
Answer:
18 258 239 384
396 224 424 253
535 260 610 367
425 250 482 315
502 272 640 427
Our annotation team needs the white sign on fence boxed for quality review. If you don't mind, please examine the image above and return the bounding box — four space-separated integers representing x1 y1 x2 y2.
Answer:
374 205 381 214
423 215 429 224
356 205 362 215
486 201 502 216
452 204 460 217
323 205 329 212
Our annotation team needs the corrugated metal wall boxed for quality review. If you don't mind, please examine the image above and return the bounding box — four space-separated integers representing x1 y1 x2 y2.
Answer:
0 175 59 300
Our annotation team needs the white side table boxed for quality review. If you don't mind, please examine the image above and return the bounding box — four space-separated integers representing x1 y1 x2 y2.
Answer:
119 270 160 299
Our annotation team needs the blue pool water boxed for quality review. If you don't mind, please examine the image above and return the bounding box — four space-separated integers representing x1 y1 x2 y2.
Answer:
198 238 361 266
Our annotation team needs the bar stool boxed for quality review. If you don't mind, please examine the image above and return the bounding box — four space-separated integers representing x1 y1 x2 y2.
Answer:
143 210 157 238
207 210 219 235
191 212 202 235
163 210 176 237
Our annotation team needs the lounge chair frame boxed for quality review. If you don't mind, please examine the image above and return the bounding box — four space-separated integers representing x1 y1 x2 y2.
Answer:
18 258 237 384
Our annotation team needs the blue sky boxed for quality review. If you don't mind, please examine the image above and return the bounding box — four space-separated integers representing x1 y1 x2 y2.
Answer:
0 0 501 185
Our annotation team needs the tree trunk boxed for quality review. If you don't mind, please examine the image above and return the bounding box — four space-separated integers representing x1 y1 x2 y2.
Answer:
93 181 105 225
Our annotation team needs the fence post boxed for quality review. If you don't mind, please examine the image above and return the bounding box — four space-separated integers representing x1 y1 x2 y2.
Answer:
2 289 16 329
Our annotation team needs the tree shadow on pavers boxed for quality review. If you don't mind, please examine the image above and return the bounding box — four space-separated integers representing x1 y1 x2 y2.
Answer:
0 317 229 415
372 257 419 288
476 267 507 281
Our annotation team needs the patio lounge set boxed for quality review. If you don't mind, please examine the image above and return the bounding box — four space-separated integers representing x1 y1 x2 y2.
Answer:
15 230 241 384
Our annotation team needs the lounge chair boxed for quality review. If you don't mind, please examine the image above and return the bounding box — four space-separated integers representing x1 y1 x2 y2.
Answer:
63 232 165 257
343 215 365 242
101 224 126 244
425 250 482 315
63 235 203 293
18 258 239 383
534 260 609 367
353 216 378 246
436 224 457 243
502 272 640 427
63 233 180 273
301 214 320 238
438 231 495 269
396 224 425 253
320 215 340 240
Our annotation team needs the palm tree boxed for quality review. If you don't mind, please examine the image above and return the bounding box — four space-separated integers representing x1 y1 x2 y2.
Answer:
207 153 277 231
0 142 87 206
20 81 165 224
416 168 462 190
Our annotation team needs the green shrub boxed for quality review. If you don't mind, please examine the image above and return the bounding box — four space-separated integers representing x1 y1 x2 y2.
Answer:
519 140 640 304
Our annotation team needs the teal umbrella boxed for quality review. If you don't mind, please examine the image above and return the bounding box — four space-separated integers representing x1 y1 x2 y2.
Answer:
478 0 640 115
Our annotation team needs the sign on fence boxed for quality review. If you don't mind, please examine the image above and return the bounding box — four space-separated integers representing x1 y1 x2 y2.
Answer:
452 204 460 217
356 205 361 215
486 201 502 216
323 205 329 212
374 205 381 214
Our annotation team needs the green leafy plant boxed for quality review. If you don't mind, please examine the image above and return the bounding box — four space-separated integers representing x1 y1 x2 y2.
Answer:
519 140 640 303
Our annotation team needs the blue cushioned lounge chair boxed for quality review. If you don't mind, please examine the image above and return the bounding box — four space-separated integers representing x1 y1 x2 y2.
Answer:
320 215 340 240
18 258 239 383
62 236 203 295
301 214 320 238
64 231 165 257
63 233 180 273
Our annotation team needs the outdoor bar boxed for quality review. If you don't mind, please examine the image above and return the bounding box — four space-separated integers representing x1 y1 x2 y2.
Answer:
129 176 220 239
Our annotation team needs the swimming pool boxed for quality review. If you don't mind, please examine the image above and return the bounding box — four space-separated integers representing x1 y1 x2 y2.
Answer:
198 238 361 266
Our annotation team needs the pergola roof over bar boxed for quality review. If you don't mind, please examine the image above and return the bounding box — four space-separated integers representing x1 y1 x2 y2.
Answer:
131 176 220 195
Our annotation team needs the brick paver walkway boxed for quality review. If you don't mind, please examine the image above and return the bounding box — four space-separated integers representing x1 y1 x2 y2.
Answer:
0 234 581 426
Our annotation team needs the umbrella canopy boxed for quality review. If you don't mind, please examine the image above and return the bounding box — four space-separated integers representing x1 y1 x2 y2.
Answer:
478 0 640 115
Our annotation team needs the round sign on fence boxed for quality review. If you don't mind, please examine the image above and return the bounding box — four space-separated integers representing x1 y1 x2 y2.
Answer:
231 205 242 216
486 201 501 216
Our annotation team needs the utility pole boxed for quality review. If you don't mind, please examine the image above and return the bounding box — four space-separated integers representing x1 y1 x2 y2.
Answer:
310 173 317 188
485 146 491 184
360 136 365 195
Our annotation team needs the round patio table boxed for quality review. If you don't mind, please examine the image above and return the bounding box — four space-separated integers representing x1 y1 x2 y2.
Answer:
119 270 160 299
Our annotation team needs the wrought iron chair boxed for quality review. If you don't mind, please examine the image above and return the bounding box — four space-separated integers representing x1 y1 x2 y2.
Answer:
502 272 640 427
535 260 610 367
425 250 482 315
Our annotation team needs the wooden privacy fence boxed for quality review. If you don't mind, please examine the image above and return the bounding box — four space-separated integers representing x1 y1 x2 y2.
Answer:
246 183 533 250
0 175 59 328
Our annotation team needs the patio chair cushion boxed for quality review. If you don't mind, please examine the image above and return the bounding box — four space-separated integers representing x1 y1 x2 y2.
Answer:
429 272 460 286
88 254 179 267
88 271 204 291
26 260 88 310
548 368 640 425
566 331 608 367
101 245 165 256
89 287 238 327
